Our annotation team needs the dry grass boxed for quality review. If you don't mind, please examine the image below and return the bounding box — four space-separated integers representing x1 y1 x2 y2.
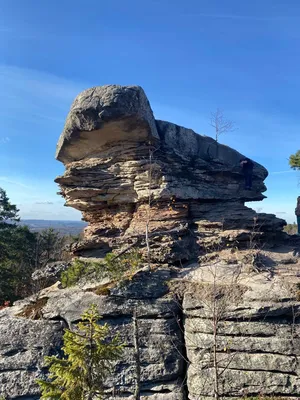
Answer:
16 297 48 320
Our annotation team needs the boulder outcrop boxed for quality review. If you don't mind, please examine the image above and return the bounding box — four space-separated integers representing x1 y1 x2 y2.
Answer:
181 257 300 399
0 269 185 399
55 85 285 262
2 85 299 400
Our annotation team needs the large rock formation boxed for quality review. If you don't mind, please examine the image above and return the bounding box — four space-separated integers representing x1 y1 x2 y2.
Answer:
55 85 284 262
2 85 300 400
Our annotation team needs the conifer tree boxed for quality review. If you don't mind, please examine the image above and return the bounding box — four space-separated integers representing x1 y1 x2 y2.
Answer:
289 150 300 170
0 187 36 303
0 188 19 223
38 304 123 400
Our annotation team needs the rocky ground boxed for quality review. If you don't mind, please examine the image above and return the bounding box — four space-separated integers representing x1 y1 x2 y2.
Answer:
1 238 300 399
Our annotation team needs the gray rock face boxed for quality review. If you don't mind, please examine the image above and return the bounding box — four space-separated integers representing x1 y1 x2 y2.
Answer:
56 85 159 163
183 278 300 399
3 251 300 400
156 120 267 181
0 269 185 399
0 315 63 399
31 261 69 289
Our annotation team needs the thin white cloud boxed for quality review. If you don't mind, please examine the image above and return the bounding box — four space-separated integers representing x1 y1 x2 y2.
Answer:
35 201 54 205
0 65 86 102
0 65 87 126
0 137 10 144
0 176 31 189
270 170 294 175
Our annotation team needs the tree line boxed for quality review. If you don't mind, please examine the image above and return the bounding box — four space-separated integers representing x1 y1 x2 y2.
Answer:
0 188 73 304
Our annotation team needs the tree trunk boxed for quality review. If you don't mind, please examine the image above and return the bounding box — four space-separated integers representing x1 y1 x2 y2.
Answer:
87 320 94 400
213 279 219 400
213 327 219 400
145 146 153 270
133 309 141 400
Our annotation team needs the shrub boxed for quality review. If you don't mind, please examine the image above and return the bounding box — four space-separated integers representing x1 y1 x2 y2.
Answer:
284 223 298 235
61 259 92 287
61 250 142 288
104 250 142 281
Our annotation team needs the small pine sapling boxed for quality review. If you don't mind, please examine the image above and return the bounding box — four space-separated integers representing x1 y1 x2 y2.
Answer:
38 304 123 400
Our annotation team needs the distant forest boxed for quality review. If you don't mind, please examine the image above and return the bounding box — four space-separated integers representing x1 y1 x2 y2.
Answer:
19 219 87 235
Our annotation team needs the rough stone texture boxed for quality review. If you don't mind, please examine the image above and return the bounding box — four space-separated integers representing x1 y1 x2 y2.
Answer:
55 85 285 262
0 269 185 399
53 85 294 400
0 315 63 399
1 85 297 400
3 244 300 399
181 247 300 400
56 85 159 163
31 261 69 289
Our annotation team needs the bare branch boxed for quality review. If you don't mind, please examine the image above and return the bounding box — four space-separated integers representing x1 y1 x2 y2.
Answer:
210 108 235 142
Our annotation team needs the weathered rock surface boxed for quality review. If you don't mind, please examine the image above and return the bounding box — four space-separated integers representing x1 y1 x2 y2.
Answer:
181 245 300 399
55 85 285 262
56 85 159 163
1 85 297 399
31 261 69 289
0 269 185 399
2 244 300 399
0 315 63 399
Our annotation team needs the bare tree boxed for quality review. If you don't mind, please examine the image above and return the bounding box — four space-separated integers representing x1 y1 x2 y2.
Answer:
145 141 154 270
186 263 243 399
133 308 141 400
210 108 235 142
144 139 160 270
168 250 255 399
168 216 273 399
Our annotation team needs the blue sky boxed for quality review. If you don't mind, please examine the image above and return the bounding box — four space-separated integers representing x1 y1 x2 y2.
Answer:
0 0 299 222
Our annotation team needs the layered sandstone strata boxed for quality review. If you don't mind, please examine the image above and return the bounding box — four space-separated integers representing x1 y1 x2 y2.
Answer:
55 85 285 261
